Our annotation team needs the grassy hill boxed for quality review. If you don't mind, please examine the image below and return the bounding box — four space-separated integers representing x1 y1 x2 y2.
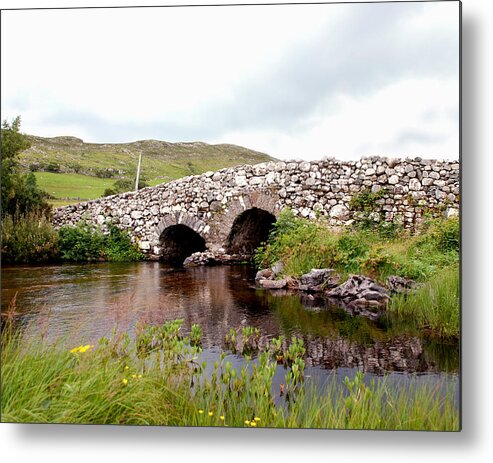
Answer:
18 135 277 206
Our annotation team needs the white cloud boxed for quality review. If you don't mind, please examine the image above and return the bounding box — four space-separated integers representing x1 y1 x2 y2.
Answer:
217 77 459 160
1 2 459 160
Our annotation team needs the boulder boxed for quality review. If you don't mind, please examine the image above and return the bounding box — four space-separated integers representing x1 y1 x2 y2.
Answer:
271 261 285 277
255 268 273 281
259 279 288 289
299 268 339 290
386 275 421 294
326 274 389 305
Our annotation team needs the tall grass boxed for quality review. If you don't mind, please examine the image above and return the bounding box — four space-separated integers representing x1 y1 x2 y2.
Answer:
388 266 460 339
1 320 459 430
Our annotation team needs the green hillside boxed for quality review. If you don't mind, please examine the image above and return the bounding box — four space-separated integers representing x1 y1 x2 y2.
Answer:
18 135 277 206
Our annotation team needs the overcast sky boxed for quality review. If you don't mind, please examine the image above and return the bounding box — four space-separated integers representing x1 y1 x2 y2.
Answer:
1 1 460 160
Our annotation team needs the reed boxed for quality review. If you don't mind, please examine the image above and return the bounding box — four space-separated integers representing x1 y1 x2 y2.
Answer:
387 266 460 339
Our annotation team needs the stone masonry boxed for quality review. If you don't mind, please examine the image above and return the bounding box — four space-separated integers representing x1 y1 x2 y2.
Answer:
53 156 460 259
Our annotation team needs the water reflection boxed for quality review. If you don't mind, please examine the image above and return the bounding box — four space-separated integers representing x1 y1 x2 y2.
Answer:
1 262 459 376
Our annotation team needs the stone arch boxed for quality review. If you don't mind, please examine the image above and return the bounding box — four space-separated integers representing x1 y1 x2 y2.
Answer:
221 191 280 229
154 212 209 239
220 191 280 255
159 224 206 266
225 207 277 255
153 212 209 265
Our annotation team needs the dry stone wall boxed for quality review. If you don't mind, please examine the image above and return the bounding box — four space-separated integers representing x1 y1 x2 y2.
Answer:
53 156 460 258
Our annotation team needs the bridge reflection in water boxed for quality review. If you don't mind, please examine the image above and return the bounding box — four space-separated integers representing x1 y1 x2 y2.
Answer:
1 262 458 377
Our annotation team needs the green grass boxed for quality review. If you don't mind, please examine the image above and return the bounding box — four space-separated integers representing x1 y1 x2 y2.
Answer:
388 266 460 339
34 172 115 202
1 320 459 430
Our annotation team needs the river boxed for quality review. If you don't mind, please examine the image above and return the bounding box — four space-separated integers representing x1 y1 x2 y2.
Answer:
1 262 459 400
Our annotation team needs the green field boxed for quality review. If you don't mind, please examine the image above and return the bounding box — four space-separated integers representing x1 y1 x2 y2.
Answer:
35 172 115 203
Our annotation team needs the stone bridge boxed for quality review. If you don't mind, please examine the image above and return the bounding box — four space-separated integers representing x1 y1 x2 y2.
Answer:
53 157 460 264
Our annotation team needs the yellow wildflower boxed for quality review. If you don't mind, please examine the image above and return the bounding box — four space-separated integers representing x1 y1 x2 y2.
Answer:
208 411 213 417
124 366 129 370
138 374 142 379
132 374 137 379
198 410 204 414
70 346 82 353
122 378 128 385
250 421 257 427
220 415 225 421
254 417 261 422
78 344 94 353
244 420 250 425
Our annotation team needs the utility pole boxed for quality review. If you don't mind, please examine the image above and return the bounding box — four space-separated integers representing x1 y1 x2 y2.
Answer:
135 153 142 191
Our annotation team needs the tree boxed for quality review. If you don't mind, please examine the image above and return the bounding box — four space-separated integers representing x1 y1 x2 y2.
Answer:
1 116 50 218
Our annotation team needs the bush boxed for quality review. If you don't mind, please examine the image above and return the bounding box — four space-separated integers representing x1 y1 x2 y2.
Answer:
46 162 61 173
58 222 105 261
103 224 144 262
424 216 460 253
67 162 82 173
348 188 402 238
1 212 59 264
103 188 117 197
392 216 460 280
94 168 116 178
58 221 143 262
102 178 148 197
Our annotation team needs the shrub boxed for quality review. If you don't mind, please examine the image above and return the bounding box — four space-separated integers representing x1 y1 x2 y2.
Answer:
67 162 82 173
58 222 105 261
58 221 143 262
46 162 61 173
102 178 148 197
94 168 116 178
349 188 386 213
1 212 59 263
255 210 459 284
424 216 460 253
391 216 460 280
103 188 117 197
348 188 402 238
103 224 144 262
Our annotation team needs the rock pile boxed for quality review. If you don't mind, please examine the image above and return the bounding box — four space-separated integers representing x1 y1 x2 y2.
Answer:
254 265 424 319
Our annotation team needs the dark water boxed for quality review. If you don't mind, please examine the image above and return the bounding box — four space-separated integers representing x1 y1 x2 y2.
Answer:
1 262 459 399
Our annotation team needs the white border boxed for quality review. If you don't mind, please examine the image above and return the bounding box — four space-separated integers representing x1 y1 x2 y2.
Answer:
1 1 492 461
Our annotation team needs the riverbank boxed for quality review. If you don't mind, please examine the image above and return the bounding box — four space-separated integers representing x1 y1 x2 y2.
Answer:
254 210 460 339
1 320 459 430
